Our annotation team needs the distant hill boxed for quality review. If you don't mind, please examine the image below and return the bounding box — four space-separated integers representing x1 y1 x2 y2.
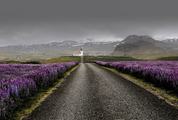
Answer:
162 39 178 50
0 41 118 60
112 35 177 58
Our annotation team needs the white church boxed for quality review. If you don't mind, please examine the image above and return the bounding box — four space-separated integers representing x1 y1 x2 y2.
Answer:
73 48 84 56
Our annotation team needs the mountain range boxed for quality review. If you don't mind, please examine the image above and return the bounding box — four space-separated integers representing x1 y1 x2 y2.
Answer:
0 41 118 60
0 35 178 60
113 35 178 58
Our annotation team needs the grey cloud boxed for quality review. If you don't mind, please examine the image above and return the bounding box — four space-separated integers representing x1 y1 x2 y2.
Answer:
0 0 178 46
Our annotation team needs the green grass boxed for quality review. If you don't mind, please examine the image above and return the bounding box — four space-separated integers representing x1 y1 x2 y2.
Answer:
5 55 178 64
4 54 177 64
42 56 137 63
43 56 81 63
0 60 22 64
83 56 138 62
157 56 178 61
0 56 81 64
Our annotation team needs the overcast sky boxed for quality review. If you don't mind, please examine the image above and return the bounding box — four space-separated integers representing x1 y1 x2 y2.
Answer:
0 0 178 46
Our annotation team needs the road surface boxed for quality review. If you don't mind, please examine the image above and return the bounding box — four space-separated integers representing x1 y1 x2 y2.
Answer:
26 63 178 120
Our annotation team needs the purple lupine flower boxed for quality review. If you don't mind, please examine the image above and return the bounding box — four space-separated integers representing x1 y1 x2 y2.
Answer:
0 62 78 119
96 61 178 89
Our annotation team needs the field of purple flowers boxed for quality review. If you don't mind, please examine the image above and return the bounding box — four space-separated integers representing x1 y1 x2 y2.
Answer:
0 62 78 119
96 61 178 90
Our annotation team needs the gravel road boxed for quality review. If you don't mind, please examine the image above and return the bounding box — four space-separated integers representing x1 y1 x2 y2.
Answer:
26 63 178 120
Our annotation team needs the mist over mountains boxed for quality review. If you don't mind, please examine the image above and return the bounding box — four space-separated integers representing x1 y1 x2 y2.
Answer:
0 35 178 60
0 41 118 60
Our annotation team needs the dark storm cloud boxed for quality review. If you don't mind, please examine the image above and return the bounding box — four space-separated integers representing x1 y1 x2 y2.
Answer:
0 0 178 46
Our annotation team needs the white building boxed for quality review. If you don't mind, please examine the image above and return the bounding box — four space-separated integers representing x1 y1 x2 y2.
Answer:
73 48 84 56
79 48 83 56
